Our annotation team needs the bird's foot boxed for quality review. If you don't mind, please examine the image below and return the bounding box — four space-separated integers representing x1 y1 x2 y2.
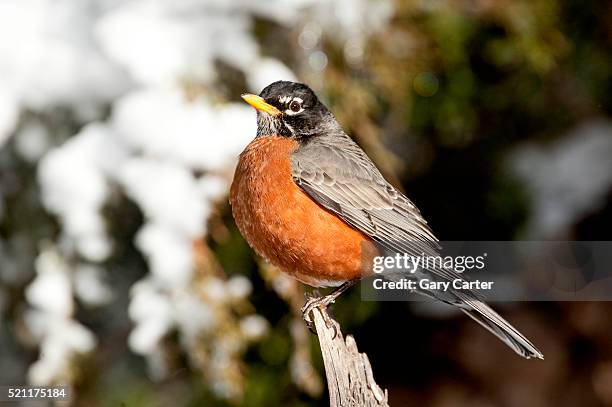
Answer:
301 281 356 337
301 291 338 335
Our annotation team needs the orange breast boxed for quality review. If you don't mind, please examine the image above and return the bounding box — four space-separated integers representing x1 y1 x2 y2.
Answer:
230 136 376 287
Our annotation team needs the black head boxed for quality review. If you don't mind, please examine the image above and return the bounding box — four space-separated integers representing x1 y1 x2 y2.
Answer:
242 81 337 139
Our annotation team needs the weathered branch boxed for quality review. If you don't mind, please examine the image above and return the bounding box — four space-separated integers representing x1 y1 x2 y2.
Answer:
308 307 390 407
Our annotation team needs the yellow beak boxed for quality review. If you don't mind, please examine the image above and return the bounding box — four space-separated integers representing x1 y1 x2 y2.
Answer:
241 94 282 116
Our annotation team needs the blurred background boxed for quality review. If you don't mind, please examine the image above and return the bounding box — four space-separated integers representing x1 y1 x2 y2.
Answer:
1 0 611 406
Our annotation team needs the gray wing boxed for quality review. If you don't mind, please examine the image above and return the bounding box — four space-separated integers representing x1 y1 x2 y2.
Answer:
291 134 545 360
291 134 459 280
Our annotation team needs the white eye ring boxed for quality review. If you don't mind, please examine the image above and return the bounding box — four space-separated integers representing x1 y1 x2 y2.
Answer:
285 98 304 115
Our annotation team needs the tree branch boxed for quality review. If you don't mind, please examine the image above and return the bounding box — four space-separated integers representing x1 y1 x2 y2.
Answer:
308 307 390 407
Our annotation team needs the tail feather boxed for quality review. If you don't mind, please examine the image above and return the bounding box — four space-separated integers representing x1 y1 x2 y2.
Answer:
455 291 544 360
385 263 543 359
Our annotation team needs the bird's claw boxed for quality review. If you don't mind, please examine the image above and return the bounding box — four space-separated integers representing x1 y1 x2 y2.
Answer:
301 291 338 337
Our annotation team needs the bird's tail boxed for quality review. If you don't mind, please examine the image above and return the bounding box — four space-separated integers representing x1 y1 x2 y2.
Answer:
453 290 544 359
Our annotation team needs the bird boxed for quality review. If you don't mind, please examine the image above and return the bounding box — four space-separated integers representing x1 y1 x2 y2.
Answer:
230 80 543 360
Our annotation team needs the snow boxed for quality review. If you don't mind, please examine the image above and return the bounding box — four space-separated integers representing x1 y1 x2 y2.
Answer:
28 316 96 384
0 0 128 113
128 279 174 354
111 88 254 171
10 0 395 394
511 119 612 237
246 58 298 93
173 290 216 344
96 1 208 86
14 122 51 163
135 223 195 288
226 276 253 301
74 265 114 306
119 159 207 235
24 247 96 385
26 249 74 316
38 123 117 261
239 315 269 340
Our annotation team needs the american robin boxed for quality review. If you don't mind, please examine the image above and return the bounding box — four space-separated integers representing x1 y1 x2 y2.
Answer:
230 81 543 359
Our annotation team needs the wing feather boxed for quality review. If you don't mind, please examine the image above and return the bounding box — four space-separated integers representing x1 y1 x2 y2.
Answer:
292 134 441 257
290 133 543 359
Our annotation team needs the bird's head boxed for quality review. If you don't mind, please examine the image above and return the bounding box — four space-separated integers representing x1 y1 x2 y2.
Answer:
241 81 335 139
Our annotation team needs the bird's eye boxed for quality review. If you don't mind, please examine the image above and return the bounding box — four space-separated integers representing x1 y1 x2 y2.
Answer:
289 100 302 112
